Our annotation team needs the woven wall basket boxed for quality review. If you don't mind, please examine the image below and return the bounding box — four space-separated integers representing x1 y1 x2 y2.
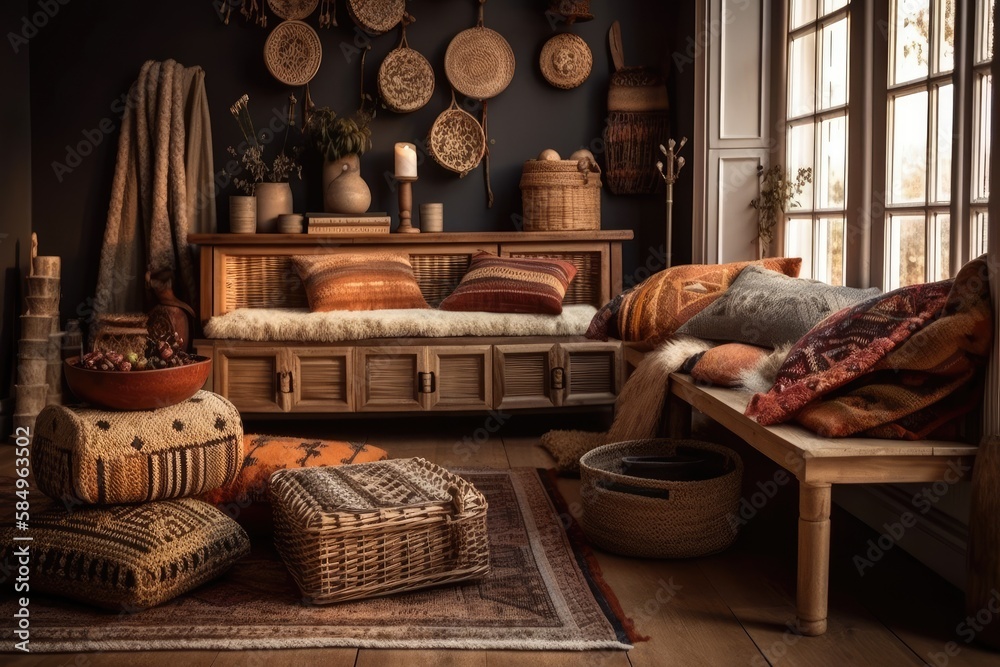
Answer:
347 0 405 35
378 32 435 113
428 93 486 177
520 158 602 231
264 20 323 86
539 33 592 90
267 0 319 20
579 439 743 558
444 16 515 100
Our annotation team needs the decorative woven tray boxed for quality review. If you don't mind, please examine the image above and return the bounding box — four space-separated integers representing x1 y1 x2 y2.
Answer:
445 25 515 100
347 0 405 35
378 35 435 113
270 457 490 604
428 95 486 176
264 20 322 86
267 0 319 20
540 33 592 90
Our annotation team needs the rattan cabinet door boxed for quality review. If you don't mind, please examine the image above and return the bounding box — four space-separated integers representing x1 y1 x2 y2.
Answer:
355 346 424 412
560 342 623 406
289 347 354 413
493 343 562 410
425 345 492 411
215 344 287 413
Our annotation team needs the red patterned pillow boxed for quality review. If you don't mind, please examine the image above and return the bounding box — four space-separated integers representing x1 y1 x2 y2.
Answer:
291 253 429 312
439 252 578 314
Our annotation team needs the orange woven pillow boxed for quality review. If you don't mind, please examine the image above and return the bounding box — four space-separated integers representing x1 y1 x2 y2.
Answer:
439 252 578 314
292 252 430 312
201 434 389 528
688 343 772 388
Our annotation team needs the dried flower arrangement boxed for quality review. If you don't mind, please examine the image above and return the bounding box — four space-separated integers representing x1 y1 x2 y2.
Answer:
227 94 302 195
750 164 813 256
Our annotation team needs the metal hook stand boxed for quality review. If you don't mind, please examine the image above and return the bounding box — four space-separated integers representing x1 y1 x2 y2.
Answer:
656 137 688 268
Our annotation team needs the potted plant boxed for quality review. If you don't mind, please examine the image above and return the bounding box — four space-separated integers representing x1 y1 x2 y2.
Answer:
750 164 813 259
305 106 373 214
228 94 302 233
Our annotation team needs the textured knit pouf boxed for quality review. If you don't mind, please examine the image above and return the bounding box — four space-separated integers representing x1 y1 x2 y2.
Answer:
0 498 250 610
31 390 243 505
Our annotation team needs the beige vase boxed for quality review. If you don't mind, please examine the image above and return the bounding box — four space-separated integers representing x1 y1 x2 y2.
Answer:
254 182 293 233
323 155 371 214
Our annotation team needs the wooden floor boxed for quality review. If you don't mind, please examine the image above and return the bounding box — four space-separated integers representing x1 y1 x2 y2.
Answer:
5 411 1000 667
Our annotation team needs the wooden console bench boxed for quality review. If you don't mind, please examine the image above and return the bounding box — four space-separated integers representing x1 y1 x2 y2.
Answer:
666 372 978 636
188 231 631 417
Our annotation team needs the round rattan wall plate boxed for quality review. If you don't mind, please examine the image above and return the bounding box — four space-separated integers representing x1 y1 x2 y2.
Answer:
267 0 319 20
347 0 405 35
428 98 486 176
539 33 592 90
379 44 435 113
445 26 515 100
264 20 322 86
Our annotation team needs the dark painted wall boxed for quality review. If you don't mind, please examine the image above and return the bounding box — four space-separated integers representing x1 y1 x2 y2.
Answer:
27 0 695 326
1 0 33 436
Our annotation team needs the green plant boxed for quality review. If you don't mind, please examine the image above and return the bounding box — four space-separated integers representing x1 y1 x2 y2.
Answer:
750 164 813 251
304 107 373 163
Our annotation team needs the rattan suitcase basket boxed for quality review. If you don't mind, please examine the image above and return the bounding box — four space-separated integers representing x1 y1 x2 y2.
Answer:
269 458 490 603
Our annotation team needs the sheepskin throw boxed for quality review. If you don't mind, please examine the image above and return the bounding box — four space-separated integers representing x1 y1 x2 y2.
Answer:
0 499 249 610
31 391 243 505
439 252 578 315
205 305 597 342
291 253 430 312
95 59 215 317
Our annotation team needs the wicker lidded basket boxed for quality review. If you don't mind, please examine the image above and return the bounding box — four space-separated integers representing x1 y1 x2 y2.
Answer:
579 439 743 558
270 457 490 604
520 158 602 231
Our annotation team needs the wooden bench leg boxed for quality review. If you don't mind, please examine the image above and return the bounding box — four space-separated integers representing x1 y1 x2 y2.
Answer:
666 389 692 438
797 482 832 636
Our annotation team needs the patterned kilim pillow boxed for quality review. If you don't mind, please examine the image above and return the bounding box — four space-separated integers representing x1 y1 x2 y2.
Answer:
200 434 389 527
0 498 249 610
291 252 430 312
438 252 578 314
31 391 243 505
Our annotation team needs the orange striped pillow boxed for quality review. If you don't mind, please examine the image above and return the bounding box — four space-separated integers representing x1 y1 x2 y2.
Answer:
439 252 577 314
292 253 430 312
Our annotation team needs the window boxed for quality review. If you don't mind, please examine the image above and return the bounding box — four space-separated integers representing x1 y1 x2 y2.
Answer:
778 0 992 288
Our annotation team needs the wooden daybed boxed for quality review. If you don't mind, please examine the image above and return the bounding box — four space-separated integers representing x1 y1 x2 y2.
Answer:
189 231 631 416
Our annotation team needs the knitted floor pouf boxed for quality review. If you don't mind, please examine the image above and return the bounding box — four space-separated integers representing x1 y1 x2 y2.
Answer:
31 390 243 505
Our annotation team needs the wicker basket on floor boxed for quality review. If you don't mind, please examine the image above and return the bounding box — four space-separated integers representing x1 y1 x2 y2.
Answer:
269 457 490 603
579 439 742 558
519 158 602 231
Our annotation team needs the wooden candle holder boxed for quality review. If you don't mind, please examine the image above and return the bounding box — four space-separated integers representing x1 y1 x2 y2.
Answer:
395 177 420 234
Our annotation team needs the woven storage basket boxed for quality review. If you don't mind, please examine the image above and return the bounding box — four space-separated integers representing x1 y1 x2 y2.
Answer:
579 439 742 558
270 457 490 603
520 158 602 231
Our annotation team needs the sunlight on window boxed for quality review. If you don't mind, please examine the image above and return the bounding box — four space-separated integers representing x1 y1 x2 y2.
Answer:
893 0 931 84
935 84 953 203
889 215 926 288
817 217 846 285
791 0 817 30
890 91 928 204
818 116 847 209
935 0 955 73
786 218 814 279
788 123 816 209
821 19 849 109
934 213 951 280
973 73 992 203
973 212 989 256
789 33 817 117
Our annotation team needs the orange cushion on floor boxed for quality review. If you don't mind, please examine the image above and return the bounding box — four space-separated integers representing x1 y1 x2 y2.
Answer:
689 343 772 388
201 434 388 528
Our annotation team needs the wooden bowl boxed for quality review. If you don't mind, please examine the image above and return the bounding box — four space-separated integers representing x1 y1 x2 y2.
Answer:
63 356 212 411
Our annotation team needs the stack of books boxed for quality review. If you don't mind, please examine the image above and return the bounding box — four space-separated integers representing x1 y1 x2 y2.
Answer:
307 212 392 235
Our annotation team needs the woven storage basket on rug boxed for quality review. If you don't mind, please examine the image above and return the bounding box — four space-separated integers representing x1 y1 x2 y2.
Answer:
520 158 602 231
270 457 490 603
579 439 742 558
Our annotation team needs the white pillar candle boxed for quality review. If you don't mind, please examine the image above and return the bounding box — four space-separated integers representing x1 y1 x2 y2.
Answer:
395 142 417 179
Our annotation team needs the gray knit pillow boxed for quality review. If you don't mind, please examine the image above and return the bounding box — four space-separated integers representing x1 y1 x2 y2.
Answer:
676 266 880 347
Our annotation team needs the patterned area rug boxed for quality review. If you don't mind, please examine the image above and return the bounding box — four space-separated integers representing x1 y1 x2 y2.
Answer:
2 468 635 652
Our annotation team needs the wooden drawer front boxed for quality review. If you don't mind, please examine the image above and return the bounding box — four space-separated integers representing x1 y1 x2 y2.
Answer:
356 348 422 412
427 346 492 411
562 343 623 406
494 344 560 410
499 243 609 308
218 348 283 413
291 348 353 413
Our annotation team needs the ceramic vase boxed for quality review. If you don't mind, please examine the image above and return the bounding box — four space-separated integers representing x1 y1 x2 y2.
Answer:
230 195 257 234
323 155 371 214
254 182 293 233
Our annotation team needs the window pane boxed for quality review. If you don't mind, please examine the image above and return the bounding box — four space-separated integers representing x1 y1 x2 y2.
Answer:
978 0 995 63
935 0 955 73
893 0 930 84
789 32 817 117
823 0 849 14
788 122 816 210
890 90 928 204
973 211 989 256
816 217 846 285
792 0 818 29
934 212 951 280
817 115 847 209
934 84 953 203
786 217 815 279
889 214 927 288
821 18 849 109
973 73 992 202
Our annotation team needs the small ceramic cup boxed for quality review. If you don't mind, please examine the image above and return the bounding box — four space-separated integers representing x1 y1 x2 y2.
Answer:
420 203 444 233
278 213 305 234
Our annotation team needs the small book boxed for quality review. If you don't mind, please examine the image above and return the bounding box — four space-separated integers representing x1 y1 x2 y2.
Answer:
307 225 391 235
307 212 390 225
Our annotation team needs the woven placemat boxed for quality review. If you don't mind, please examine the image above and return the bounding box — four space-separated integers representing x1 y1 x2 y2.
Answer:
264 20 322 86
540 33 592 90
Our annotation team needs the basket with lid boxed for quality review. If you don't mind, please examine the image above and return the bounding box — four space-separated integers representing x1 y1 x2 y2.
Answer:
519 158 602 231
269 457 490 603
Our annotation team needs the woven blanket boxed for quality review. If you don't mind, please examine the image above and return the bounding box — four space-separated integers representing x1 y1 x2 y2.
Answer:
204 304 597 342
746 256 993 438
32 391 243 504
